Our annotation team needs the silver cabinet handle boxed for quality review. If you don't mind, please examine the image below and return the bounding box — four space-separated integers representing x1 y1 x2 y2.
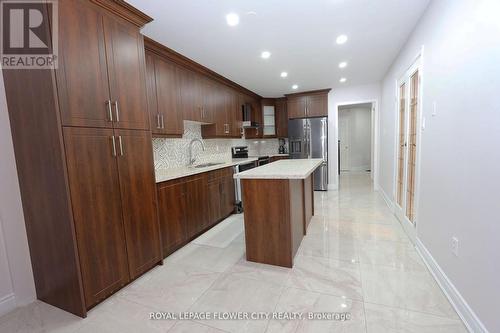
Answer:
106 100 113 122
118 136 124 156
156 114 161 129
111 136 117 157
161 114 165 129
114 101 120 122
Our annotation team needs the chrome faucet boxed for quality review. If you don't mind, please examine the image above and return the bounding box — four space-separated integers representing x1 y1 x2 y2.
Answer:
188 138 206 166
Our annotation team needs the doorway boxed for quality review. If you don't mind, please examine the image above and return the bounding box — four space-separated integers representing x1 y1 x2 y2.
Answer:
395 58 421 226
338 103 373 174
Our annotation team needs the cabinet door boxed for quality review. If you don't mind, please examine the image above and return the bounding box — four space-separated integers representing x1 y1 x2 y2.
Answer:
114 129 162 279
63 127 129 308
145 52 161 133
220 170 235 217
155 58 183 135
157 181 187 256
185 176 209 237
207 181 222 225
200 79 216 123
287 96 307 119
179 68 198 122
57 0 111 128
104 16 149 130
306 94 328 117
275 98 288 137
231 91 242 137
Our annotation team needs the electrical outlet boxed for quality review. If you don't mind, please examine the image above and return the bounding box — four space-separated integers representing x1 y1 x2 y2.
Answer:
451 237 459 257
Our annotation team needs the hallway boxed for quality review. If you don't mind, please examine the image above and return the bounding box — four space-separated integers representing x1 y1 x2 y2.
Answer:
0 173 467 332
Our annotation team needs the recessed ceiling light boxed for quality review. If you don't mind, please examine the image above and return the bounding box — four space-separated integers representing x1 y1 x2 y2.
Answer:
280 72 288 78
340 77 347 83
261 51 271 59
336 34 348 44
292 84 298 90
226 13 239 26
339 61 347 69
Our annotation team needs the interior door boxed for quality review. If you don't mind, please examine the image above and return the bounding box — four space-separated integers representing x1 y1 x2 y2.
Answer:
405 71 419 222
396 83 407 207
114 129 162 279
104 15 149 130
395 64 421 225
63 127 129 307
57 0 111 128
339 116 350 171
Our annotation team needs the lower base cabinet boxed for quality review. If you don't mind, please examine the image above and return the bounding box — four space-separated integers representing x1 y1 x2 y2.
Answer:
157 167 235 257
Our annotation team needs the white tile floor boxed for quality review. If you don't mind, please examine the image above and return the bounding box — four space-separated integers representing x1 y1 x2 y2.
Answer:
0 172 468 332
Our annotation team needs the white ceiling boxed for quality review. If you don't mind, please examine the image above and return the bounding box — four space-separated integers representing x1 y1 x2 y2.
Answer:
128 0 430 97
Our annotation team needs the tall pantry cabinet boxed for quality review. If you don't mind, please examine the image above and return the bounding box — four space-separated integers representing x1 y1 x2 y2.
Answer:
2 0 161 317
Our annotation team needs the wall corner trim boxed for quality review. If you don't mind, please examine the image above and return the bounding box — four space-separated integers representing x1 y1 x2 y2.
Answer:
416 239 489 333
0 293 16 317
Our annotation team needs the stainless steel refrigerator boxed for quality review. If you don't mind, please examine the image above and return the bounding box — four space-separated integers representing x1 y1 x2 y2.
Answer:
288 117 328 191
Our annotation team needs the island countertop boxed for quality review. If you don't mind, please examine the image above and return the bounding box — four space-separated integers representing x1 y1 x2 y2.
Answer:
234 158 323 180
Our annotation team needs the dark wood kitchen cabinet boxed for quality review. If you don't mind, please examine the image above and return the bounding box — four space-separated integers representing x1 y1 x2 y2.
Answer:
57 0 149 130
185 175 209 235
157 180 187 256
114 129 162 279
286 89 331 119
2 0 158 317
63 127 161 307
156 167 235 257
63 127 130 308
206 167 235 224
145 51 184 136
275 98 288 138
286 95 308 119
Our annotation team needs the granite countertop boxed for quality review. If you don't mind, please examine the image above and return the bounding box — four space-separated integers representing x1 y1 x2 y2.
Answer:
155 157 258 183
234 158 323 180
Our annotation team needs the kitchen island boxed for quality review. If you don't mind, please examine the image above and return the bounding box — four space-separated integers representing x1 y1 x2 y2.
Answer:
234 159 323 267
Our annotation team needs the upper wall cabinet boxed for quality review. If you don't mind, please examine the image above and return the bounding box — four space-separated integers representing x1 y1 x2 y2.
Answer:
286 89 331 119
275 98 288 138
144 37 259 139
57 0 149 130
145 51 184 137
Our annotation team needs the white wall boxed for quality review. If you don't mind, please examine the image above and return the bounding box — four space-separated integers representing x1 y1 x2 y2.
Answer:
338 106 372 171
379 0 500 331
0 74 36 316
327 83 381 189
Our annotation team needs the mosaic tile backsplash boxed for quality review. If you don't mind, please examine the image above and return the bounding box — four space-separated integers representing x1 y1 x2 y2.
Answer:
153 121 286 170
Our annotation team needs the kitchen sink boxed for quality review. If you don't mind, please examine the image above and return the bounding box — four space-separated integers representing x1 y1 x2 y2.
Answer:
193 162 224 168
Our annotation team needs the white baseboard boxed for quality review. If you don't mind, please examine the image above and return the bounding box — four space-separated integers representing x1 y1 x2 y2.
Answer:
416 239 488 333
377 186 395 213
377 186 486 332
0 293 16 317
